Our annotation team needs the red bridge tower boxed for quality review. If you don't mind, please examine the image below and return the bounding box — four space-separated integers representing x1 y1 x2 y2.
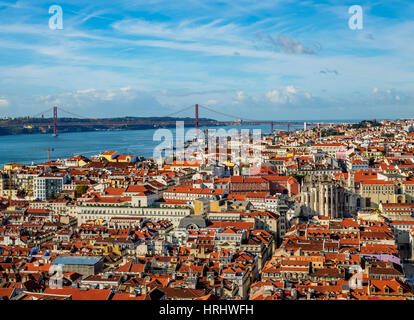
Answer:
53 106 58 137
195 104 199 132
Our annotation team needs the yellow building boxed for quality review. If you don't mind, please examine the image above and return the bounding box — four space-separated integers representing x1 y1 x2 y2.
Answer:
0 173 18 198
361 148 385 161
116 155 137 163
192 198 232 215
66 155 91 167
102 151 120 162
3 163 23 171
102 151 136 163
360 180 414 208
210 199 228 213
93 243 122 256
226 200 252 211
193 198 224 215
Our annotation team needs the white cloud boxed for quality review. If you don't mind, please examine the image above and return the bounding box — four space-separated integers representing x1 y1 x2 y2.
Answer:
205 99 217 105
266 89 281 103
285 85 297 94
369 87 410 105
0 98 9 107
267 34 315 54
76 88 96 94
266 85 311 105
237 91 245 100
112 18 247 45
33 88 165 118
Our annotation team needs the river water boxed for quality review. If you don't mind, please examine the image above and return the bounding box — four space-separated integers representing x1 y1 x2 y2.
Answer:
0 121 354 166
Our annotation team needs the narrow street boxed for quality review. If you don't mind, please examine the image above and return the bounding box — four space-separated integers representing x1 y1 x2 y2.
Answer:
402 260 414 289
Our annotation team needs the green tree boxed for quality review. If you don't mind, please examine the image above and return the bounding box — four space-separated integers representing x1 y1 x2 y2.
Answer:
75 185 89 197
291 174 306 184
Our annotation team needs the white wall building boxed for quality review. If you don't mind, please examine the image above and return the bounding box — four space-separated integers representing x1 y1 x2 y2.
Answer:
77 205 191 227
34 173 70 201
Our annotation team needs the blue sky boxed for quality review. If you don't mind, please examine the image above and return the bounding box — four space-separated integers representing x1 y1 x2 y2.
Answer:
0 0 413 120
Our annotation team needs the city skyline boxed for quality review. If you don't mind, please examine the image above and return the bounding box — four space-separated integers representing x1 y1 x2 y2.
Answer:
0 0 413 120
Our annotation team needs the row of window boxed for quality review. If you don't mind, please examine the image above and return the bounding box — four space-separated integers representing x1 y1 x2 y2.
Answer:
81 208 188 216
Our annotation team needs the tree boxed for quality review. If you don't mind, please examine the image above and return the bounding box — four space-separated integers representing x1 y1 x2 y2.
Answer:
17 189 26 198
75 185 89 198
291 174 306 184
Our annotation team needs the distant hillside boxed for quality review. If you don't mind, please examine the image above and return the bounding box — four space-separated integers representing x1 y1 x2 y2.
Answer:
0 116 219 136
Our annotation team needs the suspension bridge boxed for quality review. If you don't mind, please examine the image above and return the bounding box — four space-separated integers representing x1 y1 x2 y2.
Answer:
1 104 336 136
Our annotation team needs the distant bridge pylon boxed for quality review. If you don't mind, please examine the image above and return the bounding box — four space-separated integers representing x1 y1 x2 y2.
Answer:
14 104 336 136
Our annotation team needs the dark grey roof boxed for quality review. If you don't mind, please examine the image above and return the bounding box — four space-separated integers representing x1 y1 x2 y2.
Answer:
178 215 207 229
51 256 103 266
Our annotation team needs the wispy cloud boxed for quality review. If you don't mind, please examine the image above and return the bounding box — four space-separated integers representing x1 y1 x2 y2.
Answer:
0 0 413 119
